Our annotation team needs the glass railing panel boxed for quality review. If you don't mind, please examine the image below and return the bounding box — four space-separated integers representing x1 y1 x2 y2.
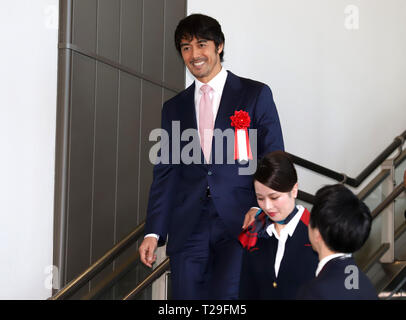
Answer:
394 154 406 185
354 172 390 266
395 194 406 233
362 181 385 214
355 153 406 268
354 212 383 268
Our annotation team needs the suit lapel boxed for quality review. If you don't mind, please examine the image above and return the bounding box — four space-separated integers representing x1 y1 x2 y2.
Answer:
179 82 207 164
180 82 197 131
214 71 245 131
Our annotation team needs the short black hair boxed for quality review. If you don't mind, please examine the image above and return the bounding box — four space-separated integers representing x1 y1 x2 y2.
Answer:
310 184 372 253
174 13 225 62
254 151 298 192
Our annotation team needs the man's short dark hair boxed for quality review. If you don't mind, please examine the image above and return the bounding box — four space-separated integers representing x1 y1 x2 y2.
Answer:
310 184 372 253
174 13 225 62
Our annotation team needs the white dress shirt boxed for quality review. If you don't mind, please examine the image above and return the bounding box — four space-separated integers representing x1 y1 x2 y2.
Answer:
265 205 305 278
194 67 228 135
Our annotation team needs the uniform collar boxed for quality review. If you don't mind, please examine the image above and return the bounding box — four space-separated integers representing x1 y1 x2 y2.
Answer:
315 253 352 277
266 205 305 239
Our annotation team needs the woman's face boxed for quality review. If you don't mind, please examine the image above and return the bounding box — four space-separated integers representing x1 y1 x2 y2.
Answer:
254 180 298 223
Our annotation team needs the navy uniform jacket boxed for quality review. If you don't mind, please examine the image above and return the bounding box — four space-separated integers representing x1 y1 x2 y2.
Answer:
145 71 284 255
297 256 378 300
239 209 318 300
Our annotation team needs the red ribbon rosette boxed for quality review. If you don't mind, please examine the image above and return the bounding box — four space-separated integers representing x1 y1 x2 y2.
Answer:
230 110 251 129
230 110 253 162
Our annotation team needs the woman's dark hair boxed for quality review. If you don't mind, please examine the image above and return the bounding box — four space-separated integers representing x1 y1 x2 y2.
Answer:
310 184 372 253
174 14 225 62
254 151 298 192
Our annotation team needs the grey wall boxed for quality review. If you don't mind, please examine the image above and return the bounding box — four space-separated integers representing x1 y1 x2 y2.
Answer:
54 0 186 296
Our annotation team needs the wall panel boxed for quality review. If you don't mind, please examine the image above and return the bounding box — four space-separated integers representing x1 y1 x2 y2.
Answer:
55 0 186 297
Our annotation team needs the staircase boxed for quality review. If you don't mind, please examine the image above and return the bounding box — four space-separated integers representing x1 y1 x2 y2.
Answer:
49 131 406 300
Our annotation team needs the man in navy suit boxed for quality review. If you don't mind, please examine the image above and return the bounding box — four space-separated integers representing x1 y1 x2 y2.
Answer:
138 14 284 299
297 184 378 300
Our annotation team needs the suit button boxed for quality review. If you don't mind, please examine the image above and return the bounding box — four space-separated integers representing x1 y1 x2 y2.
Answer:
208 171 212 176
273 282 277 288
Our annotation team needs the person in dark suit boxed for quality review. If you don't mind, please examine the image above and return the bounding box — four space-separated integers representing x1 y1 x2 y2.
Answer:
239 151 319 299
297 184 378 300
138 14 284 299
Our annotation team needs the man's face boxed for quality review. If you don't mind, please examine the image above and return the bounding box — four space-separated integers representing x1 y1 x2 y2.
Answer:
179 36 223 83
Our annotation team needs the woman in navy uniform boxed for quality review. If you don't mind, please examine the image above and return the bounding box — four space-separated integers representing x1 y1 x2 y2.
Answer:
239 151 318 299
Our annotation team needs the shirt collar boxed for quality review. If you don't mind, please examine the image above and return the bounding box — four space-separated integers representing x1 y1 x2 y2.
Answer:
315 253 352 277
194 67 228 95
266 205 305 238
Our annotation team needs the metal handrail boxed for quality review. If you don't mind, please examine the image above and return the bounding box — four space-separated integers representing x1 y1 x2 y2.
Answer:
120 179 406 301
120 182 404 300
395 223 406 241
51 181 404 299
297 190 315 204
123 258 171 300
64 188 314 299
371 183 405 220
82 252 142 300
122 180 404 299
54 182 405 300
49 131 406 300
287 130 406 187
51 189 312 299
50 222 145 300
384 275 406 300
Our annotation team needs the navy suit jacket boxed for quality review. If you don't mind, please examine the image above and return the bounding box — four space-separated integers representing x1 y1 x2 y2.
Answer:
297 257 378 300
145 71 284 255
239 211 319 300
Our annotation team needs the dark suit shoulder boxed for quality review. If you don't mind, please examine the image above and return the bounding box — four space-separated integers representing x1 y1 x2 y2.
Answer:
240 76 269 91
163 83 194 108
298 257 377 300
227 71 271 97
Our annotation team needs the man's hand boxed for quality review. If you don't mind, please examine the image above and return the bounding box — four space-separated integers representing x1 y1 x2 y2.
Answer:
139 237 158 268
242 207 259 230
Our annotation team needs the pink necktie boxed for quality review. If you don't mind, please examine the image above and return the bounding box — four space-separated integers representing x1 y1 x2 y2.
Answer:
199 84 214 163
